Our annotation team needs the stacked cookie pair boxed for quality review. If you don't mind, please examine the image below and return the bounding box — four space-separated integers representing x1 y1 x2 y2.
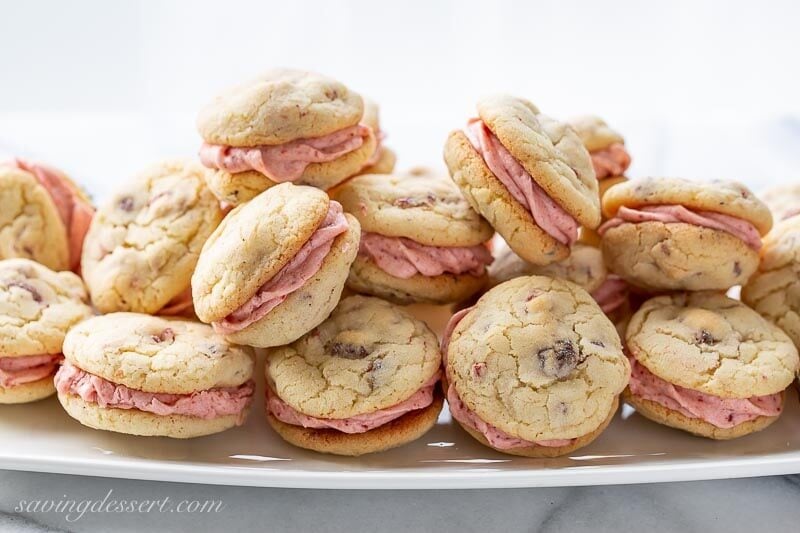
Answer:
596 178 800 439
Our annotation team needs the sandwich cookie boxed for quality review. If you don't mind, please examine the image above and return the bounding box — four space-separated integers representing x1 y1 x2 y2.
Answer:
265 295 442 456
442 275 630 457
489 241 630 320
568 115 631 183
56 313 255 438
197 69 377 205
760 182 800 222
599 177 772 291
624 292 799 439
192 183 360 347
0 159 94 272
0 259 92 403
356 98 396 176
81 159 223 315
334 171 494 304
742 216 800 350
444 95 600 265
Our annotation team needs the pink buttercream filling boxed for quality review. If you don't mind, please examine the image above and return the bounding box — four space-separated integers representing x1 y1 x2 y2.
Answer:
199 124 370 183
54 361 254 421
591 275 628 314
0 354 62 388
213 201 349 335
358 232 493 279
591 143 631 179
628 356 782 428
10 159 94 272
598 205 762 250
266 372 441 434
362 129 385 168
441 308 575 449
464 119 579 245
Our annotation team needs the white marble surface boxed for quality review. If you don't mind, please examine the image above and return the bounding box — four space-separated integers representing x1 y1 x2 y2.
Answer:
0 470 797 532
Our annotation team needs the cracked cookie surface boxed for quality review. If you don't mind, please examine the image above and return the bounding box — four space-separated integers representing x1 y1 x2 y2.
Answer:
475 95 599 227
490 242 607 293
266 295 441 419
602 221 759 291
626 292 799 397
446 276 629 442
0 165 69 271
197 68 364 147
759 182 800 222
742 216 800 351
81 159 223 314
192 183 330 322
334 171 493 247
63 312 255 394
568 115 625 153
0 258 92 355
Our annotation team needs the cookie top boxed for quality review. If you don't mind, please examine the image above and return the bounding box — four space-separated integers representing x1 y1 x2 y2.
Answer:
741 216 800 349
760 182 800 222
626 292 799 397
192 182 331 322
446 276 629 441
197 69 364 147
81 159 224 314
489 242 607 293
334 171 494 247
361 97 381 134
267 295 441 418
0 259 92 356
0 165 69 271
63 312 255 394
602 177 773 235
568 115 625 152
476 95 600 228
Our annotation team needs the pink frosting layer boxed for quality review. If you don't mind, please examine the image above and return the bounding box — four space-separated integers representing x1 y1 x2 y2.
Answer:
598 205 762 250
10 159 94 272
363 129 385 168
628 356 782 428
591 143 631 179
266 372 441 434
199 124 370 183
358 232 493 279
464 119 578 245
54 361 254 421
214 201 348 334
0 354 62 388
591 275 628 314
441 308 575 449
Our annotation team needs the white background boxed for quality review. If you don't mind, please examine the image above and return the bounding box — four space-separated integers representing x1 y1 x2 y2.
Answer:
0 0 798 200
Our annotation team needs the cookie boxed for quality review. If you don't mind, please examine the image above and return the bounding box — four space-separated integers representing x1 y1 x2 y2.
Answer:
56 312 255 438
742 216 800 351
568 115 631 180
81 159 223 315
197 69 378 199
355 98 396 176
490 241 607 294
625 292 799 439
0 160 94 272
600 177 772 291
0 259 92 403
760 182 800 222
444 95 599 265
443 275 629 457
192 183 360 347
334 171 494 304
265 295 442 456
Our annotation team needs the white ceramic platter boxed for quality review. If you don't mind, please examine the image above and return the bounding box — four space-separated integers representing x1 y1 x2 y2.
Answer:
1 304 799 489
